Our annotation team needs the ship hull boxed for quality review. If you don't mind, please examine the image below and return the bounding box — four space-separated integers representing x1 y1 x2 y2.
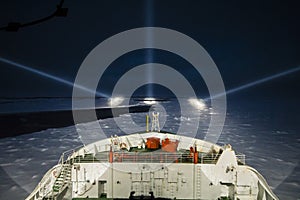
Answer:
26 132 279 200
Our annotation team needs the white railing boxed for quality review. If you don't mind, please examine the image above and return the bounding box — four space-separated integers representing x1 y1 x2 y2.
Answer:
58 144 84 165
83 151 246 165
25 165 61 200
236 153 246 164
247 166 279 200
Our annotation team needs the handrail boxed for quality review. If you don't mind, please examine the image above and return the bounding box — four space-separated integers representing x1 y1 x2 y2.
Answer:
235 152 246 164
247 166 279 200
70 151 246 165
55 140 246 166
53 163 72 195
58 144 84 165
25 164 61 200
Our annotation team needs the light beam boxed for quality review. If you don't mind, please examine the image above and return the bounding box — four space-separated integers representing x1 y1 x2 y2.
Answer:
0 57 107 97
145 0 154 97
207 66 300 100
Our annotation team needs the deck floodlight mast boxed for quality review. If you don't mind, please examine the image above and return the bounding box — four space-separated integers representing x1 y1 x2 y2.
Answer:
151 112 160 132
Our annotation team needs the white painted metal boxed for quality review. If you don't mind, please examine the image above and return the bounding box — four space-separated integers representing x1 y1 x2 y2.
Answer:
26 132 279 200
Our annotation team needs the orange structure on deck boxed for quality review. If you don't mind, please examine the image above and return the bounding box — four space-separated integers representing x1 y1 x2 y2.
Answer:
146 137 161 149
161 138 179 152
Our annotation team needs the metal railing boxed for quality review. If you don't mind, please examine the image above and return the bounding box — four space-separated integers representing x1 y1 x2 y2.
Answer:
69 151 246 165
56 145 246 165
25 165 61 200
109 152 192 163
58 144 84 165
236 153 246 165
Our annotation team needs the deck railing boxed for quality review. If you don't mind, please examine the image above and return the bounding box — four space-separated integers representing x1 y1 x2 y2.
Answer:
58 144 84 165
236 153 246 164
57 145 246 165
68 151 246 165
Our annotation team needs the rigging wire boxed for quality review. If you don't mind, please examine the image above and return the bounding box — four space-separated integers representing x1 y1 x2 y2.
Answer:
0 0 68 32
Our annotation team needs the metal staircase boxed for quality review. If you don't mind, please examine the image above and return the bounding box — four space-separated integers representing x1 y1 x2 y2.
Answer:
52 164 72 194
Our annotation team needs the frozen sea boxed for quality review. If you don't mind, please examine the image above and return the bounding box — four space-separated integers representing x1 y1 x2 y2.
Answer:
0 97 299 200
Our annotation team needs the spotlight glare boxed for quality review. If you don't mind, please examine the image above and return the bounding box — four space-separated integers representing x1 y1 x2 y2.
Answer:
109 96 124 107
188 98 206 110
143 97 157 105
0 57 107 97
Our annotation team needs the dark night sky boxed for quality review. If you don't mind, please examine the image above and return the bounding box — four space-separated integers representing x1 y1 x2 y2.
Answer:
0 0 299 99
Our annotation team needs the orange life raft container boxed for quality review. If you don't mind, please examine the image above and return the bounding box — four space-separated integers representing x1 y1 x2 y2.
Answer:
146 137 161 149
161 138 179 152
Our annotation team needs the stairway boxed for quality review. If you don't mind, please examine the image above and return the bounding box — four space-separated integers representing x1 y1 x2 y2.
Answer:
52 164 72 194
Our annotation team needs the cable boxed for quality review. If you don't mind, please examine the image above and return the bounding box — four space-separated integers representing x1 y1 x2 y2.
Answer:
0 0 68 32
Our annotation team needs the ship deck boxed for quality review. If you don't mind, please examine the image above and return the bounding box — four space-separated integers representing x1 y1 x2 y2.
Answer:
56 131 246 166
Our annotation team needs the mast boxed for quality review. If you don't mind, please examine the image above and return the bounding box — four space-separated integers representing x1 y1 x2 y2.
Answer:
151 112 160 132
